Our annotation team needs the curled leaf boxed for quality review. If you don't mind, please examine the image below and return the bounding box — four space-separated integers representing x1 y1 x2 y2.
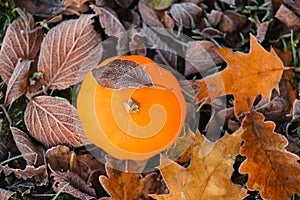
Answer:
25 96 88 148
91 58 153 89
0 13 43 84
4 59 32 106
0 188 16 200
10 126 44 166
37 14 103 90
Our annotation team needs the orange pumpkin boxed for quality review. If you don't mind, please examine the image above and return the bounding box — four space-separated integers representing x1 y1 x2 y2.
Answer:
77 55 186 160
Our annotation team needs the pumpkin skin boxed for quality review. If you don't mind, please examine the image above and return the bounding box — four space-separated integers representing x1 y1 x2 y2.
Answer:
77 55 186 160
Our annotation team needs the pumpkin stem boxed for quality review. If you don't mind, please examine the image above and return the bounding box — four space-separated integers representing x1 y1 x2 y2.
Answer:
124 98 140 113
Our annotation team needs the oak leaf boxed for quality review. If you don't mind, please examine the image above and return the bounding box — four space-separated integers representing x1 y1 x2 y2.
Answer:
0 13 43 84
239 110 300 199
100 163 165 200
151 131 247 200
24 96 88 148
37 14 102 90
195 35 284 116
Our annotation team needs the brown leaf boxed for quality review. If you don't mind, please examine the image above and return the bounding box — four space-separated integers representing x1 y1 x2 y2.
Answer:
0 13 43 84
0 188 16 200
151 131 247 199
256 21 270 43
195 35 284 116
4 59 32 106
100 164 164 200
91 5 128 54
51 170 96 200
142 26 178 69
62 0 91 13
24 96 88 148
10 126 44 166
207 10 223 27
0 164 48 186
275 4 300 28
170 2 202 28
37 14 102 90
129 30 147 56
14 0 62 16
184 40 224 76
219 10 249 33
240 111 300 199
91 58 153 89
138 2 164 28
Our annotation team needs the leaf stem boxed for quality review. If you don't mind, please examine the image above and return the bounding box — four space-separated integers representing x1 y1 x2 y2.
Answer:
0 104 12 126
0 153 36 166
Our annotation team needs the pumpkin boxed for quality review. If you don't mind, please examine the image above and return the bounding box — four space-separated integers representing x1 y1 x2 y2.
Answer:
77 55 186 160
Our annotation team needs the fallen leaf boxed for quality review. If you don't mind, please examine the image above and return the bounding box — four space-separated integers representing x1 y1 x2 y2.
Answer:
239 110 300 199
10 126 44 166
62 0 91 13
129 30 147 56
24 96 88 148
37 14 102 90
184 40 224 76
138 2 165 28
0 188 16 200
170 2 202 28
195 34 284 116
151 130 247 200
142 26 178 69
0 164 48 186
256 21 270 43
219 10 249 33
100 163 165 200
206 10 223 27
4 59 32 106
51 170 97 200
14 0 62 16
275 4 300 28
0 13 43 84
140 0 173 10
91 58 153 89
91 5 128 54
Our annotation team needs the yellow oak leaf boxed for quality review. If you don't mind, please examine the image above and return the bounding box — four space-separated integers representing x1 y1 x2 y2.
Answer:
240 110 300 199
195 35 284 116
151 131 247 200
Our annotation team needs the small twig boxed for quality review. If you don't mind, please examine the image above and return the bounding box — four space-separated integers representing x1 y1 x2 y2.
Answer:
0 104 12 126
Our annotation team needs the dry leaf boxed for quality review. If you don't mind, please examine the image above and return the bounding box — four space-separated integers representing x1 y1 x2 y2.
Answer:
219 10 249 33
24 96 88 148
4 59 32 106
100 164 164 200
142 26 178 69
37 14 102 90
0 13 43 84
170 2 202 28
14 0 62 16
0 164 48 186
151 131 247 200
140 0 173 10
275 4 300 28
138 2 165 28
91 58 153 89
62 0 91 13
207 10 223 27
240 111 300 199
51 170 97 200
129 30 147 56
10 126 44 166
91 5 128 54
195 35 284 116
184 41 224 76
0 188 16 200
